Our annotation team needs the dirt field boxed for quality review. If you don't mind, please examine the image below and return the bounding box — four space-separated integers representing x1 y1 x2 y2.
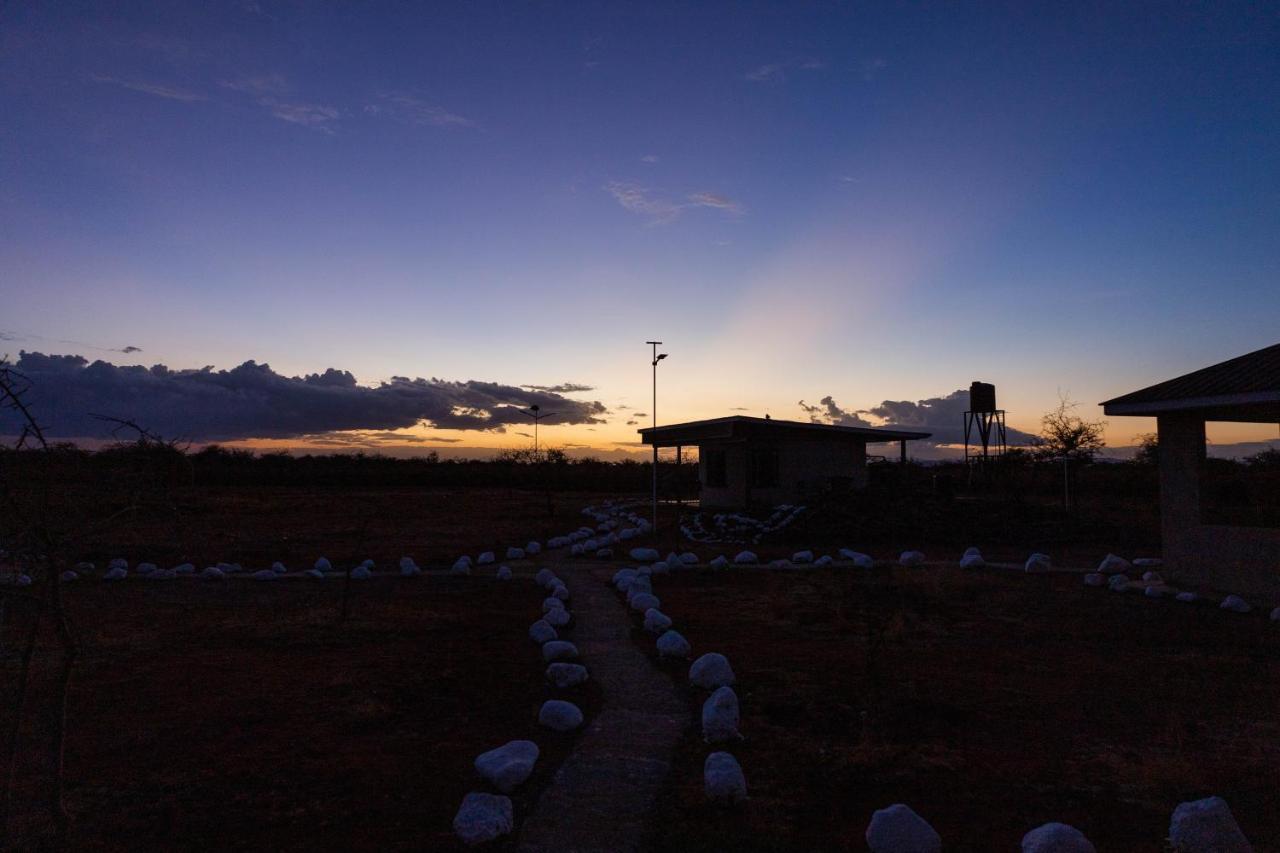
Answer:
51 487 625 571
4 573 599 851
637 565 1280 852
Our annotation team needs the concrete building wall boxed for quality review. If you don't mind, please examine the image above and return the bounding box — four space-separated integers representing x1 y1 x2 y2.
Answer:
697 434 868 508
1159 413 1280 599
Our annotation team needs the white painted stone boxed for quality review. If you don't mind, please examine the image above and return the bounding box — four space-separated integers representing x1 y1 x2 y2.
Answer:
538 699 584 731
542 597 566 613
361 559 375 569
59 570 79 582
451 557 472 575
496 565 513 581
108 557 127 570
595 548 613 559
136 562 158 574
656 629 692 659
650 561 671 575
1025 553 1052 573
1177 591 1199 603
644 608 673 634
474 740 539 793
452 792 513 847
529 620 558 644
1021 822 1096 853
1097 553 1130 574
665 552 681 567
506 547 525 560
962 546 982 558
630 547 660 562
629 592 660 612
173 563 195 574
252 569 278 581
733 551 758 565
689 653 735 690
1143 571 1163 582
535 568 557 587
350 565 372 580
477 551 495 565
544 607 572 627
612 568 637 588
1220 595 1252 613
1145 586 1166 599
546 662 589 688
304 568 325 579
865 803 942 853
217 562 243 573
1107 574 1129 591
840 550 875 569
314 557 332 572
541 640 579 663
899 551 926 567
703 751 748 804
1083 573 1105 587
525 541 541 555
709 555 729 569
1132 557 1163 568
1270 606 1280 622
680 553 699 565
814 555 834 567
550 584 570 601
791 550 814 564
1168 796 1252 852
271 561 287 573
959 553 985 569
702 686 741 743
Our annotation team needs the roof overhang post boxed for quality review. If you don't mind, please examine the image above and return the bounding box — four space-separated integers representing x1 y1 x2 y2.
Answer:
900 439 907 464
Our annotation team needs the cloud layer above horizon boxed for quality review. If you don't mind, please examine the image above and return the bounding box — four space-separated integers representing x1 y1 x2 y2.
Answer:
3 352 608 441
799 389 1038 447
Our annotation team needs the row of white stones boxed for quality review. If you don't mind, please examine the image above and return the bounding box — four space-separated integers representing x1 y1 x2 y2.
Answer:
616 550 1258 852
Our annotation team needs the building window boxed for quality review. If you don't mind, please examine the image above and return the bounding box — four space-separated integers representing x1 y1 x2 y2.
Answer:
748 446 779 488
704 448 727 487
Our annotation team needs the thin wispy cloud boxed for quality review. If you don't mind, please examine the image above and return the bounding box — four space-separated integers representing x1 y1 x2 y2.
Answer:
605 182 745 224
219 73 290 97
640 154 659 163
89 74 206 102
744 58 825 83
263 100 341 132
860 58 888 81
366 93 474 128
688 191 744 215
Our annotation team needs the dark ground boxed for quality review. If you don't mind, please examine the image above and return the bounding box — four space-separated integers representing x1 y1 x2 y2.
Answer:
638 564 1280 852
2 574 600 851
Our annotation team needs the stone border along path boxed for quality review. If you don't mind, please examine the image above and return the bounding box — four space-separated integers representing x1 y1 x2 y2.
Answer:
517 561 690 853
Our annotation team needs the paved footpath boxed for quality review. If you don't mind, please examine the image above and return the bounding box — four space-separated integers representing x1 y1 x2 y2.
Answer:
517 562 690 853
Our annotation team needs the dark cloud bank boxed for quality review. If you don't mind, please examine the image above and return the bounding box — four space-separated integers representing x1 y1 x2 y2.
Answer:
2 352 608 441
799 390 1039 447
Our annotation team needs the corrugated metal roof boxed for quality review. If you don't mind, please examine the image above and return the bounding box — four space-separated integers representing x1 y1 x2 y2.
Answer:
1102 342 1280 412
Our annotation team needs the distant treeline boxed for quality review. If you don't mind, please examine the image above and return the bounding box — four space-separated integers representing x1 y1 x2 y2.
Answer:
0 442 699 493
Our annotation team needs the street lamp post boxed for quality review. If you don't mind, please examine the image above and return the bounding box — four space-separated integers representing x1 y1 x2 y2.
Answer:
646 341 667 531
519 404 558 456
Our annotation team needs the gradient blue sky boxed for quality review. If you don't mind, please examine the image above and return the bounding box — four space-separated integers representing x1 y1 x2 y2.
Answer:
2 2 1278 455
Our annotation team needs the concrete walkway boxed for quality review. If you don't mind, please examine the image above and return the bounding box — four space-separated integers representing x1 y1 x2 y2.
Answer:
517 563 689 853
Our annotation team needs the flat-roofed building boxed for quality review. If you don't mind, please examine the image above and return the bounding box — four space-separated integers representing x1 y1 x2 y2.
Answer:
639 415 930 509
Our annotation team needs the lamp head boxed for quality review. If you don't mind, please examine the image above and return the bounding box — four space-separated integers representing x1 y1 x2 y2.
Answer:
656 353 668 363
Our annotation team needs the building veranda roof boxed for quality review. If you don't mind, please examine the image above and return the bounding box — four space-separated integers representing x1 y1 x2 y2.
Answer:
638 415 931 448
1102 342 1280 421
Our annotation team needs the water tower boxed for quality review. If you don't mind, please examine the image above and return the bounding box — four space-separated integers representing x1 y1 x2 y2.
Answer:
963 381 1006 465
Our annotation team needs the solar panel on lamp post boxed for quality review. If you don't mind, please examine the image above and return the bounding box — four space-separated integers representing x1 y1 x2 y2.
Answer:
519 404 557 457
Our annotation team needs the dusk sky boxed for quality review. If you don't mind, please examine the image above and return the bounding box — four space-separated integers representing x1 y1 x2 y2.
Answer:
2 2 1278 457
